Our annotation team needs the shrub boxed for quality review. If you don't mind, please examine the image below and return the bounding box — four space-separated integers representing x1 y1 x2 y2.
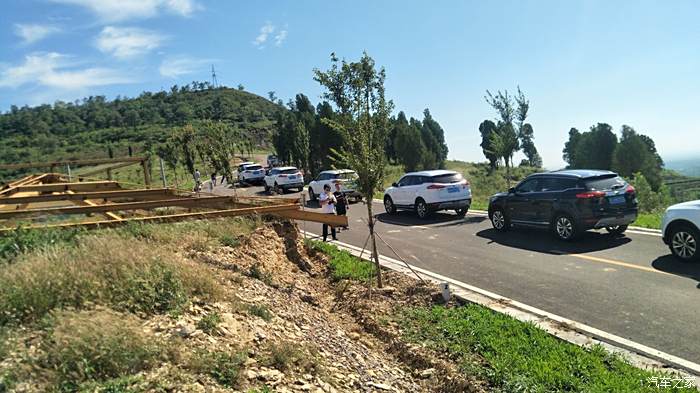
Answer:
309 241 375 282
261 341 317 373
41 309 166 391
247 304 273 322
190 349 246 388
219 234 240 248
196 312 222 334
0 227 83 264
0 235 220 325
247 263 274 286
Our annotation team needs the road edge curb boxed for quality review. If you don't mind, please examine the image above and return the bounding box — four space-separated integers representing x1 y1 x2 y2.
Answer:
302 230 699 379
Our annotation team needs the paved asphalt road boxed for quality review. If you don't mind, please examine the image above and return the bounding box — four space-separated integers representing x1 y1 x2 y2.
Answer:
214 179 700 364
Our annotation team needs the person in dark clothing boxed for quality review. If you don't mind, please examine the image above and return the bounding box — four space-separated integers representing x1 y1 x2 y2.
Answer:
211 173 217 186
333 183 349 231
320 184 337 241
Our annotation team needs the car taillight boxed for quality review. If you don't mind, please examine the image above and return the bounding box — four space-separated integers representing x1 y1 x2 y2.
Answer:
576 191 605 199
625 184 635 193
427 184 446 190
460 179 470 186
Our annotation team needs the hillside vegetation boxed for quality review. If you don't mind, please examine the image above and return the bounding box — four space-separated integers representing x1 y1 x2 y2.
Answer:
0 84 284 178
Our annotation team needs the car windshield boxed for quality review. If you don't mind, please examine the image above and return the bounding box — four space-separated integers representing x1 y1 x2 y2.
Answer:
280 168 298 174
431 173 463 184
585 175 625 191
245 165 262 170
336 171 358 180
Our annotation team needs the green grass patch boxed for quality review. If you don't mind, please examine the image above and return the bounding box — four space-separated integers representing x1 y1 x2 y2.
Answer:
261 341 318 374
398 305 693 392
189 349 247 388
247 304 273 322
196 312 222 334
0 227 84 264
633 212 663 230
308 240 376 282
0 234 220 326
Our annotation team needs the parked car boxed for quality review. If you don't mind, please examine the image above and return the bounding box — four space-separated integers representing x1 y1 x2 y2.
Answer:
237 163 265 185
488 170 638 241
308 169 362 202
263 166 304 194
267 154 281 167
661 200 700 261
383 170 471 219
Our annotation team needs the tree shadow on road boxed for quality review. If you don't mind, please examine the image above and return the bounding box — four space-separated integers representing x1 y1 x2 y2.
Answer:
651 255 700 289
375 210 482 227
476 227 632 255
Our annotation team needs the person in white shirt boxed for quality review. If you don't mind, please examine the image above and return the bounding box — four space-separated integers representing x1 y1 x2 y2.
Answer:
319 184 337 241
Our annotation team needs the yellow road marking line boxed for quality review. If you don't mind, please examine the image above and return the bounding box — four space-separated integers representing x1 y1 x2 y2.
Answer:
558 252 671 276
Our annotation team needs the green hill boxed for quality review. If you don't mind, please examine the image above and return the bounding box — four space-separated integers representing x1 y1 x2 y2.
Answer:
0 84 284 177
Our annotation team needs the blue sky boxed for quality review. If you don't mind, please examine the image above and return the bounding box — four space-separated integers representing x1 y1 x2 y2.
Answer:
1 1 699 168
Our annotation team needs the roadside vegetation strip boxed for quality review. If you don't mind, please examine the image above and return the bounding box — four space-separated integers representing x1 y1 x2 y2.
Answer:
307 239 376 281
398 305 694 392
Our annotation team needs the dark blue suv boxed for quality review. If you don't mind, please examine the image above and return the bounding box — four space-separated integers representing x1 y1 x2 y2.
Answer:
487 170 638 241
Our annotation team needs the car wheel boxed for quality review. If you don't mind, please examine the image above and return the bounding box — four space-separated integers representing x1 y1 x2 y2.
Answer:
553 214 578 241
307 188 316 201
456 207 468 217
275 183 284 195
668 224 699 262
490 208 509 231
605 225 628 236
384 196 396 215
415 198 429 219
264 184 270 194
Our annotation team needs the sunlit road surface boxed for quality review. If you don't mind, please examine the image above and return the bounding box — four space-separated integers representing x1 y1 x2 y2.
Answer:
217 181 700 363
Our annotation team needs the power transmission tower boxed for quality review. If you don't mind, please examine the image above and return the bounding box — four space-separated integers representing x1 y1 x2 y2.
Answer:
211 65 219 88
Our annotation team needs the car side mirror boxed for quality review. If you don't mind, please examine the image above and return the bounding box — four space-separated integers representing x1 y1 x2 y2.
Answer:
508 187 515 194
392 182 399 187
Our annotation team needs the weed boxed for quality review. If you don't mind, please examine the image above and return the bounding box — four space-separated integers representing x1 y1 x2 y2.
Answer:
247 263 274 286
247 304 273 322
309 241 376 282
398 304 695 392
0 227 83 264
40 309 166 391
196 312 222 334
219 234 240 248
0 235 220 325
261 341 318 374
76 375 144 393
190 349 246 388
247 387 273 393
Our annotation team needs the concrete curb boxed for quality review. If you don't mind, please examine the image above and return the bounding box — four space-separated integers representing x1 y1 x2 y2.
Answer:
302 230 700 380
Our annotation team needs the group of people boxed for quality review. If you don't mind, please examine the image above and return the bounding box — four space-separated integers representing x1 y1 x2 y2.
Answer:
193 169 228 192
319 182 350 242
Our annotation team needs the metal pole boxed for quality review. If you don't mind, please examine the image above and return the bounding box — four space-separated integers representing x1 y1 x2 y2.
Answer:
159 158 167 188
66 164 72 182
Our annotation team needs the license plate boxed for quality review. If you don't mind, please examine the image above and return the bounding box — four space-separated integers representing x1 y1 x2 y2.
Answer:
447 186 459 193
609 195 625 205
289 175 296 180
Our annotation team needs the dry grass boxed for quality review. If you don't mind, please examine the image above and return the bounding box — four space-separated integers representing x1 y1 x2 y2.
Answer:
0 234 221 326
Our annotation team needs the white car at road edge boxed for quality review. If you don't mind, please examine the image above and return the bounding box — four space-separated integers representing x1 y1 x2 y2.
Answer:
307 169 362 202
263 166 304 194
661 200 700 261
383 169 472 219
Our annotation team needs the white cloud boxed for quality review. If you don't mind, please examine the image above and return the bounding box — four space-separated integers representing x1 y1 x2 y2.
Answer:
274 29 288 47
159 56 211 78
96 26 165 58
50 0 200 22
253 22 275 49
0 52 133 90
14 23 61 45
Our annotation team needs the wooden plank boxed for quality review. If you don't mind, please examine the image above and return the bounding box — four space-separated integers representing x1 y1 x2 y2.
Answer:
0 188 175 205
0 195 246 219
0 204 300 232
66 190 123 221
0 157 145 171
8 181 121 194
274 209 349 226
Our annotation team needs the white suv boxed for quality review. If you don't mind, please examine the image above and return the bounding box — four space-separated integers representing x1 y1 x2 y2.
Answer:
383 170 472 219
264 166 304 194
237 163 265 185
308 169 362 202
661 200 700 261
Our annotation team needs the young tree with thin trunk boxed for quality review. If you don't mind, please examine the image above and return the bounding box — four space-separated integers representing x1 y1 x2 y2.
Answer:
314 52 393 288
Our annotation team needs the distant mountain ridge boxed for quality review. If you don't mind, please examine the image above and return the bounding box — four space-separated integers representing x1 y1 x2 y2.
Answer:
665 158 700 177
0 84 285 167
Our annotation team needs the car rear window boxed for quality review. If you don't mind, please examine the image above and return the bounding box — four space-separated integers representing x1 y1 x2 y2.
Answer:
245 165 262 170
337 171 358 180
431 173 463 184
585 175 626 191
280 168 298 174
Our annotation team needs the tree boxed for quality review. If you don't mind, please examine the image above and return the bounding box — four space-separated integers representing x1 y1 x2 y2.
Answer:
484 89 520 172
291 121 310 180
479 120 499 170
394 114 425 172
314 52 393 288
268 91 277 102
170 124 197 180
421 109 448 168
612 125 663 190
237 84 245 91
519 123 542 167
562 128 581 167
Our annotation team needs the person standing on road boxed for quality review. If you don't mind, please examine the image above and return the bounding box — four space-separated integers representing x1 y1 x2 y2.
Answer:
211 172 217 187
194 169 201 192
320 184 337 241
333 182 349 231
